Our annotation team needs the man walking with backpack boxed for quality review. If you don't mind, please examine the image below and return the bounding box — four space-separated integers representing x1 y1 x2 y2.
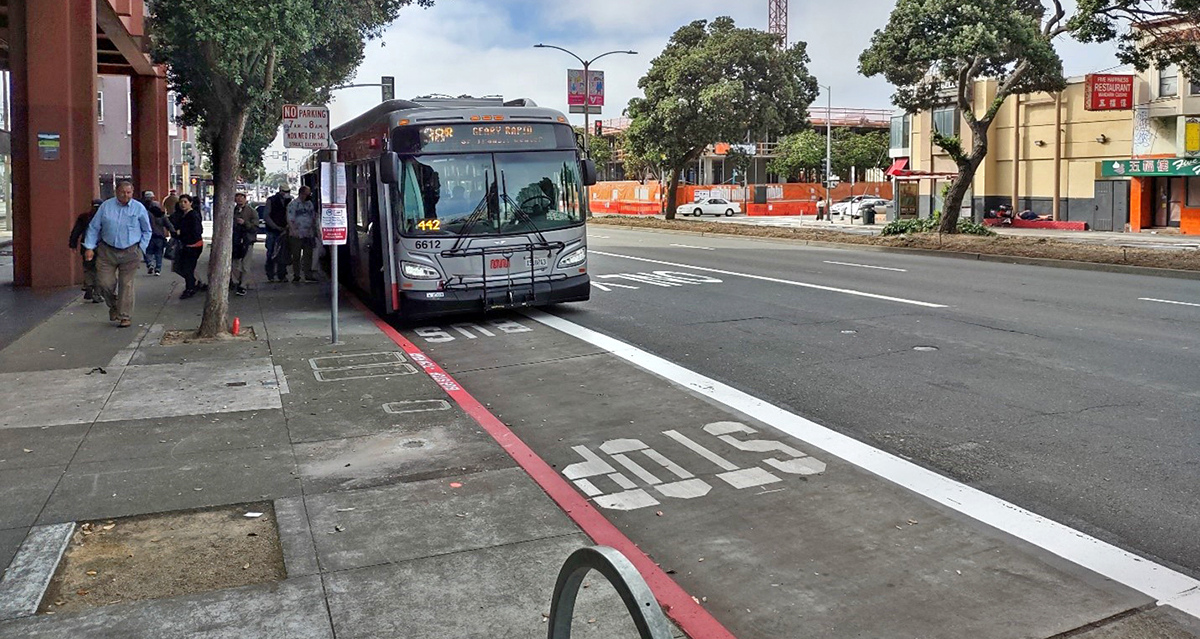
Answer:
231 192 258 296
68 199 103 302
264 185 292 282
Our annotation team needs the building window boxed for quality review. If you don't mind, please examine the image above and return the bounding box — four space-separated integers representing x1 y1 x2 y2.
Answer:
1187 177 1200 207
1160 65 1179 98
890 114 911 149
97 90 104 123
1190 79 1200 96
932 106 959 137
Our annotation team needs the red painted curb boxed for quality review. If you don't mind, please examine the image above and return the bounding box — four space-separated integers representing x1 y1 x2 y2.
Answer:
349 296 737 639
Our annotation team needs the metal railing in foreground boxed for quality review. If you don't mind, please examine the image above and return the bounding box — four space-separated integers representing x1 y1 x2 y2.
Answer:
547 546 674 639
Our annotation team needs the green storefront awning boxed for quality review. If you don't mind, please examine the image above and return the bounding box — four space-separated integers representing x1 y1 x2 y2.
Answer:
1101 158 1200 177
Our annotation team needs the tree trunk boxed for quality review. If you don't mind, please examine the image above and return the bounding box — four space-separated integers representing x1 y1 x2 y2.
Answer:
197 112 248 338
937 124 989 233
664 168 682 220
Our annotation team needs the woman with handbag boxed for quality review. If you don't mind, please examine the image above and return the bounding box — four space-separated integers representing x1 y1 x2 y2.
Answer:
173 195 206 299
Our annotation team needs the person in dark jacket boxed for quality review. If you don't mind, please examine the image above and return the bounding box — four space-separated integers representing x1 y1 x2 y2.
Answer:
263 185 292 282
230 192 258 296
173 194 206 299
143 200 174 276
68 199 103 302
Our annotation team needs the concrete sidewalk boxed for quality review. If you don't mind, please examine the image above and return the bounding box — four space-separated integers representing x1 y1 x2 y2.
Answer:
0 245 671 638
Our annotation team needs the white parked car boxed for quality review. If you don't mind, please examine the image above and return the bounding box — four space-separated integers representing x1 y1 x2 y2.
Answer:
829 196 865 217
849 198 893 219
678 197 742 217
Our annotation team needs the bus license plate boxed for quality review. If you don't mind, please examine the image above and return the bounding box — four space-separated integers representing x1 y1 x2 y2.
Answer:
524 256 549 269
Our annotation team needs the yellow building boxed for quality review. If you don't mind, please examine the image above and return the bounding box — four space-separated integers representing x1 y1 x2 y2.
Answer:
890 74 1136 231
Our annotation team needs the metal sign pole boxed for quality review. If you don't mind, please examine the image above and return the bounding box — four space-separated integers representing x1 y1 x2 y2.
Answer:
329 147 340 345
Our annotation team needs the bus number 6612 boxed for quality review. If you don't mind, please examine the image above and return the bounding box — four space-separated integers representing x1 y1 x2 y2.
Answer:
414 240 441 250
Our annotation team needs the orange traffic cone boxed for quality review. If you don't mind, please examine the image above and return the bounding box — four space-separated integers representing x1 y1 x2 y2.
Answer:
232 317 241 336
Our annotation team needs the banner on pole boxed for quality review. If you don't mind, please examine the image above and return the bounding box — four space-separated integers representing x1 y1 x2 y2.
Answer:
320 161 348 245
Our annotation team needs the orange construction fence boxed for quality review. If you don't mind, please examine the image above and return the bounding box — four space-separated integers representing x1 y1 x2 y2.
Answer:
590 181 894 216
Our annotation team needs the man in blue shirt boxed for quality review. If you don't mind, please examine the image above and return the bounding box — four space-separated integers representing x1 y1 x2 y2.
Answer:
83 181 152 328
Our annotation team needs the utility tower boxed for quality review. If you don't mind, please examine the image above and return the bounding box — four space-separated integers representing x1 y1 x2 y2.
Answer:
768 0 788 48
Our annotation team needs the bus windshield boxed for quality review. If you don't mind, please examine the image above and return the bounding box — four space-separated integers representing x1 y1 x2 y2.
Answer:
398 151 585 236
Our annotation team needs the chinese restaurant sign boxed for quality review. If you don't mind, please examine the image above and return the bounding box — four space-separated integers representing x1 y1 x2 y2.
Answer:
1085 74 1134 111
1101 158 1200 177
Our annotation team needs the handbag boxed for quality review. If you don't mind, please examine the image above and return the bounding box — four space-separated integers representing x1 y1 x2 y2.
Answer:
164 238 178 261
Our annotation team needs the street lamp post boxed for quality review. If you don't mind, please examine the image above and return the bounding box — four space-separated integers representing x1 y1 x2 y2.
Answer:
820 84 832 222
533 44 637 158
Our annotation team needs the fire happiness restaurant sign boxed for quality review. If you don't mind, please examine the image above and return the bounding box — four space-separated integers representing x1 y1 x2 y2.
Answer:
1102 158 1200 177
1085 74 1134 111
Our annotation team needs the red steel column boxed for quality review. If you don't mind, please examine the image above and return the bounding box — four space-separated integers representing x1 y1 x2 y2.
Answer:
10 0 97 288
131 74 170 200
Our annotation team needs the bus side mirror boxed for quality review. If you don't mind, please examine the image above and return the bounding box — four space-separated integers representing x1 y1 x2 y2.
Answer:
581 159 598 186
380 152 400 185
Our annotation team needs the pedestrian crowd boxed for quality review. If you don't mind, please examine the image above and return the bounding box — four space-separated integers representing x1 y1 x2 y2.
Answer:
70 181 319 328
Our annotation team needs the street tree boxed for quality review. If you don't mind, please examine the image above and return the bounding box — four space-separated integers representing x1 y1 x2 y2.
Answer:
769 128 889 183
148 0 431 337
626 17 818 219
861 0 1200 233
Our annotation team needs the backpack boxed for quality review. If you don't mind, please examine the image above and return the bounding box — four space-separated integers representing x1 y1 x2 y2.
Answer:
232 224 249 260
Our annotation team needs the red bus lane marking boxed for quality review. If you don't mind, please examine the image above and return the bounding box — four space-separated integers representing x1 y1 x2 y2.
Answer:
349 297 736 639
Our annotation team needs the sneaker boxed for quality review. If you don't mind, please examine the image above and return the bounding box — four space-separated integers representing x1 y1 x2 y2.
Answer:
154 270 161 276
180 289 195 300
91 297 102 304
304 277 318 283
147 266 154 275
292 276 301 283
83 290 93 301
118 319 131 328
235 286 247 296
267 277 276 283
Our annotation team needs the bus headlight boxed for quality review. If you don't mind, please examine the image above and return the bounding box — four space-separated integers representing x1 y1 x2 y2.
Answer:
558 247 586 268
402 262 441 280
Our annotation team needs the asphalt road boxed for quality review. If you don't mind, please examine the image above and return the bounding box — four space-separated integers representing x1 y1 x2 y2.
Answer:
560 226 1200 578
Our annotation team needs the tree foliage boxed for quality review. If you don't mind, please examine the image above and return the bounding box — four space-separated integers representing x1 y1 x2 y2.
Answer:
147 0 430 336
861 0 1200 232
626 17 819 218
769 128 889 182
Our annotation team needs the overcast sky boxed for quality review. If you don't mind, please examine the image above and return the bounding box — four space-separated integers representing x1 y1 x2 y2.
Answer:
262 0 1123 174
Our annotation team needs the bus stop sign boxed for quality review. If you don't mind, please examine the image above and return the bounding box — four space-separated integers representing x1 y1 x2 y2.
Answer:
320 161 348 245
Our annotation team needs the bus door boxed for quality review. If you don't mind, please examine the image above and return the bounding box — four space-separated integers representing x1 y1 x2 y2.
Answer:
347 164 378 295
374 162 400 312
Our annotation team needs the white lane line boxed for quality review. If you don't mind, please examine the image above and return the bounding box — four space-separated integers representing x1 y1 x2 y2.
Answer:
1140 297 1200 308
591 250 945 308
669 243 716 251
521 308 1200 619
824 260 908 273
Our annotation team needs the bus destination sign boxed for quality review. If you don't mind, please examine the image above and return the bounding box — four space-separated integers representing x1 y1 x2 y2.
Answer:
414 123 559 152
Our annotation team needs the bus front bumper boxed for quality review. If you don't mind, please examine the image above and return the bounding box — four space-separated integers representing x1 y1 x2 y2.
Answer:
398 273 590 320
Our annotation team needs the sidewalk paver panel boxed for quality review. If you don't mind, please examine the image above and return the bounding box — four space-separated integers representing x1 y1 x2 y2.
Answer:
0 424 89 470
38 445 299 525
0 369 115 429
295 421 515 493
0 465 65 529
305 467 578 573
0 574 332 639
97 358 281 423
72 410 289 464
274 497 319 578
323 533 673 639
